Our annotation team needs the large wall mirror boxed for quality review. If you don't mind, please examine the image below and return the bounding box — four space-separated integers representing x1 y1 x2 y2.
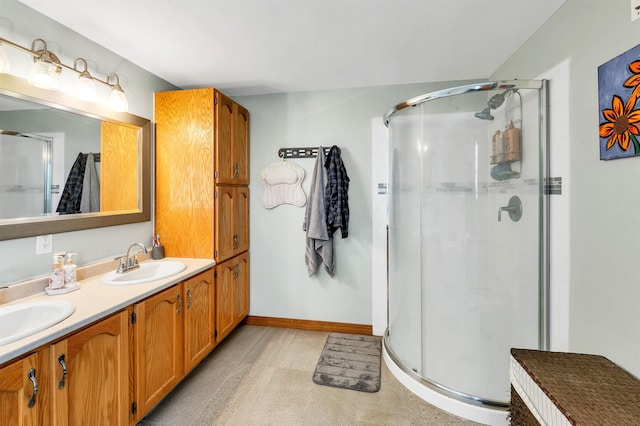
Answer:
0 73 150 240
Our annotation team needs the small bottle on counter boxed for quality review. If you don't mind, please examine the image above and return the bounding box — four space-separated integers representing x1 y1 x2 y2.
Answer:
63 253 78 288
48 253 65 290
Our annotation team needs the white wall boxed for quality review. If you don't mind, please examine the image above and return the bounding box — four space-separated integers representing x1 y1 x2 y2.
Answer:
493 0 640 376
0 0 177 285
237 81 479 326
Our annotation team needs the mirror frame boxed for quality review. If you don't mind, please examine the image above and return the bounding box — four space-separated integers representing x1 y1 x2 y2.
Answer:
0 73 151 240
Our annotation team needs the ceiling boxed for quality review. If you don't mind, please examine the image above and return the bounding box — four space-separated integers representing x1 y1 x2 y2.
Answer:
18 0 566 97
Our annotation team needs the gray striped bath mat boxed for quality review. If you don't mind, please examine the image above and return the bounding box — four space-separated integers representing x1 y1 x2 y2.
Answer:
312 332 382 393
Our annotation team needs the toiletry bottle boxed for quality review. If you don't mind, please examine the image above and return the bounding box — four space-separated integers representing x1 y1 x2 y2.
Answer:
63 253 78 288
48 253 65 290
503 120 521 162
491 130 503 164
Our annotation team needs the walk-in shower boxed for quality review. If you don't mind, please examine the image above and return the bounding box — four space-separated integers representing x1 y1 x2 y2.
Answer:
382 80 548 425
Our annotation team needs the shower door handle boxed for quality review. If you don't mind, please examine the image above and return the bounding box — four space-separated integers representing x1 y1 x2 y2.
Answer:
498 196 522 222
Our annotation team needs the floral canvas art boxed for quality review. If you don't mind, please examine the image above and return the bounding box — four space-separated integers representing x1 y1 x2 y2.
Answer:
598 44 640 160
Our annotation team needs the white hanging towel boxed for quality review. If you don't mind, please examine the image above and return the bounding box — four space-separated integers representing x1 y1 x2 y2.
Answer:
259 160 306 208
303 147 334 276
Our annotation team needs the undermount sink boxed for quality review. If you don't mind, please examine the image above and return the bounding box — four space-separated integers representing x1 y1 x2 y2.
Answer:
101 260 187 286
0 300 75 346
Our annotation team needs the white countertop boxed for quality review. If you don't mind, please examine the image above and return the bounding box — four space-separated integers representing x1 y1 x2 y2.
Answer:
0 257 215 365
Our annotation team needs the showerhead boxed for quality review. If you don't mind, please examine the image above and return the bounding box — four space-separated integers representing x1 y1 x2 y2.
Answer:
474 107 494 121
487 90 510 109
474 88 519 120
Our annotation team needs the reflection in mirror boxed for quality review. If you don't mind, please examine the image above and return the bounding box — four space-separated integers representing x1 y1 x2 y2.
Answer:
0 73 150 240
0 130 53 219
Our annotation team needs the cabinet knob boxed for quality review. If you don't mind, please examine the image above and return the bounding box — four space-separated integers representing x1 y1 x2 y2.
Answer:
177 293 183 315
233 234 239 250
233 163 240 178
27 368 38 409
186 287 192 309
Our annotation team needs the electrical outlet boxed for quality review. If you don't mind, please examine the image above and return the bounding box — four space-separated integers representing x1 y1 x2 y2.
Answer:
632 0 640 22
36 234 53 254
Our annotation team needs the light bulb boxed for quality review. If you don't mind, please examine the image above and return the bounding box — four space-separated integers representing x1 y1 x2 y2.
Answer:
74 73 96 101
109 86 128 112
28 59 59 90
0 42 9 73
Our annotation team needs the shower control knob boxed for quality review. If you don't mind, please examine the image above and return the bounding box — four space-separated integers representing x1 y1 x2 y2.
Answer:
498 196 522 222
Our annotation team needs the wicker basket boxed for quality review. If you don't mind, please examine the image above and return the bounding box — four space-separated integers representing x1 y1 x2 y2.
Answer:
510 349 640 425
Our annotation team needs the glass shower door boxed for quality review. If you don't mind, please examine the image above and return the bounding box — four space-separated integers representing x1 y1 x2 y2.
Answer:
0 132 52 220
386 82 547 406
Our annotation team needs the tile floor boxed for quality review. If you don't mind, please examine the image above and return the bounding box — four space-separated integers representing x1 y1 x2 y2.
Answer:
138 325 484 425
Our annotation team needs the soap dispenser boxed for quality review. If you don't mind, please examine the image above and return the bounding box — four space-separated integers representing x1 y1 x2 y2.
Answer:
48 253 65 290
63 253 78 288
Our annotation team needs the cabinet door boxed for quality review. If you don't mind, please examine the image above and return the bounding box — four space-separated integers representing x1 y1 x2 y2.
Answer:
215 91 249 185
51 310 129 426
232 252 250 325
134 286 184 418
233 103 249 184
234 187 250 254
0 353 42 426
215 186 235 262
184 269 215 372
216 254 250 344
155 88 215 258
215 186 249 263
215 91 235 183
215 260 235 343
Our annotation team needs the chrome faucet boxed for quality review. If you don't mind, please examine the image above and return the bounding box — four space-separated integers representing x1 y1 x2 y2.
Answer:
116 243 148 273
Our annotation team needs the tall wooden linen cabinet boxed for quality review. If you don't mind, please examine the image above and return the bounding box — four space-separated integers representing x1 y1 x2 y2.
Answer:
154 88 250 344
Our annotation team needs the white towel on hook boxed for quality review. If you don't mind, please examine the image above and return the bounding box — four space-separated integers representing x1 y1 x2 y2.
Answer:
303 146 334 276
259 160 306 208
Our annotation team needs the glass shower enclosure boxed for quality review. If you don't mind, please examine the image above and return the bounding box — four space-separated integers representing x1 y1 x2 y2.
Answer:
383 80 549 423
0 131 53 220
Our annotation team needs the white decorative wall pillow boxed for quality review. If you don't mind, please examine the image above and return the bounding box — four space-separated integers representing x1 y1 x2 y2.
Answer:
259 161 306 208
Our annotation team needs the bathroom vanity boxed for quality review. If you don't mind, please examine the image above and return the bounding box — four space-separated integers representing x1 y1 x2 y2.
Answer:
0 256 251 425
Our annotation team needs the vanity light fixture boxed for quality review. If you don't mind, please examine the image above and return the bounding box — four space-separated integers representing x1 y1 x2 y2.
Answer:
107 73 129 112
73 58 97 101
27 39 62 90
0 36 128 111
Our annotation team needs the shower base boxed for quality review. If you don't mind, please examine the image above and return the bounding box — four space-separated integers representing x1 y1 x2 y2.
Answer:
382 339 509 425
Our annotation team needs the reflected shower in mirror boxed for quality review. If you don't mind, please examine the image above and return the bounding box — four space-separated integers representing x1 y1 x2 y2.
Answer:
0 130 54 219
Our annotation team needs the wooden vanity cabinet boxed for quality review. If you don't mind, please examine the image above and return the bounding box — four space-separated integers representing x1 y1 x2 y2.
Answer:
0 268 217 426
50 309 130 426
183 268 215 372
0 351 48 426
0 310 129 426
215 253 249 344
132 285 184 418
132 268 216 421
